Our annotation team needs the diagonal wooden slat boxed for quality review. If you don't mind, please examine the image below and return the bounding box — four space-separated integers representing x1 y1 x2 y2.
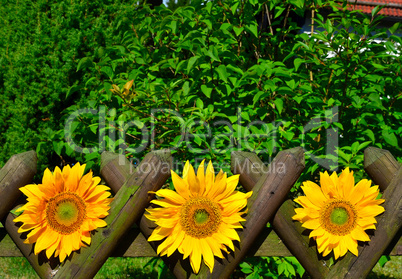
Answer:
0 151 37 221
230 151 330 279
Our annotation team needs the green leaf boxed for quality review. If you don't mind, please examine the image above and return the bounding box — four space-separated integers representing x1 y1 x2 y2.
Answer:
231 2 240 15
196 98 204 109
216 65 229 83
187 56 200 74
274 98 284 114
101 66 114 78
245 22 258 38
294 58 304 71
289 0 304 9
76 57 94 72
66 85 79 100
363 129 375 142
382 130 398 147
233 26 244 36
378 256 390 267
52 141 64 156
201 85 212 98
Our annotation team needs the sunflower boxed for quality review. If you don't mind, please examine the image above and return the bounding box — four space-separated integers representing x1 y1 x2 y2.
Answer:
13 163 112 262
146 160 252 274
293 167 385 259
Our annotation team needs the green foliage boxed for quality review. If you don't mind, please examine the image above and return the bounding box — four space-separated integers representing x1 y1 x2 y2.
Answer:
52 0 401 191
239 257 305 278
0 0 140 177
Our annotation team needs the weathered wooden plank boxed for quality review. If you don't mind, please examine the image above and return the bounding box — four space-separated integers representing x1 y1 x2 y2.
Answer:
328 147 402 279
100 152 135 193
364 147 400 191
0 151 37 221
52 150 172 279
231 151 330 279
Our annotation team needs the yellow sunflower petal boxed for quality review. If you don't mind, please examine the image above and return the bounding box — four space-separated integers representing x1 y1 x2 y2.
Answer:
349 179 371 204
197 160 206 194
302 218 321 230
148 226 174 242
344 235 358 256
190 240 203 274
294 195 321 210
309 227 326 238
186 163 201 196
319 171 336 199
338 168 354 200
171 170 191 199
45 234 60 259
154 189 186 204
301 181 327 208
204 161 215 193
181 235 194 259
81 231 91 245
316 235 329 253
166 229 185 257
199 238 215 273
182 161 191 179
359 205 385 218
34 228 57 255
205 236 225 259
350 226 370 242
219 226 240 242
215 175 240 201
207 170 226 199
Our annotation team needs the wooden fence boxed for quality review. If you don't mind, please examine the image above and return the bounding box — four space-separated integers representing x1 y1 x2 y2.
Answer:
0 147 400 278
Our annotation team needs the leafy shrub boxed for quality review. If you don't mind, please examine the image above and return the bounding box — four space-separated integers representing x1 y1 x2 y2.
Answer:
56 0 401 187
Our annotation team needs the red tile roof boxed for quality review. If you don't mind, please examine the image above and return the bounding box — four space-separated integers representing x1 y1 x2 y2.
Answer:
347 0 402 18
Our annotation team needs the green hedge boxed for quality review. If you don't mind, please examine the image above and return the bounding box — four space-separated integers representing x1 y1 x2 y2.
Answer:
0 0 139 173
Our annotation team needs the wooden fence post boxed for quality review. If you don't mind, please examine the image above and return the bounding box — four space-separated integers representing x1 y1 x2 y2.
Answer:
100 152 193 279
231 151 330 279
0 151 37 221
327 147 401 279
51 150 172 279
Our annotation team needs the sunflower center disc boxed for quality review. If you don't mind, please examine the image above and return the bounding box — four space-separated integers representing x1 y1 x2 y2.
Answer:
320 199 357 236
46 192 87 235
194 209 209 225
180 197 222 239
55 202 79 226
330 207 348 225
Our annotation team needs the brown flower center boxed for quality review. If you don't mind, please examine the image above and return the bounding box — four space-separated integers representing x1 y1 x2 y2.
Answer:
320 199 357 236
46 192 86 235
180 197 222 238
